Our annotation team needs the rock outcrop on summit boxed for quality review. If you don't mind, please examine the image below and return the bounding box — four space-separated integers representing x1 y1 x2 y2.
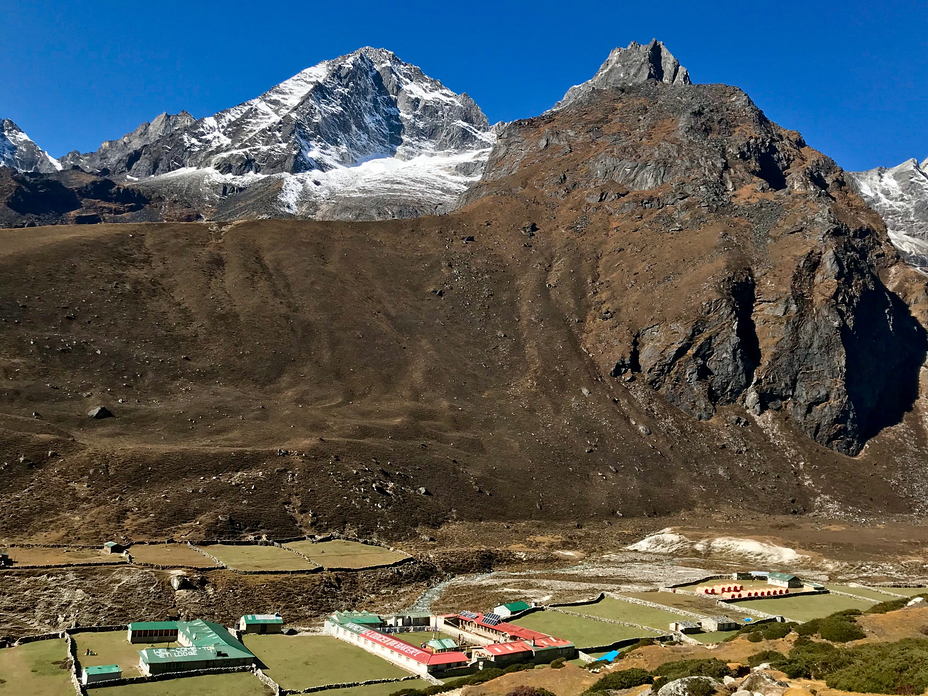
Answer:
554 39 690 110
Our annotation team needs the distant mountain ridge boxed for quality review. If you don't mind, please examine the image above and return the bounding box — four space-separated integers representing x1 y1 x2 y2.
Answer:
848 158 928 268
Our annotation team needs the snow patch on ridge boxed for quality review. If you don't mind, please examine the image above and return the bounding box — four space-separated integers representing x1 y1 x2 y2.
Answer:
628 529 809 565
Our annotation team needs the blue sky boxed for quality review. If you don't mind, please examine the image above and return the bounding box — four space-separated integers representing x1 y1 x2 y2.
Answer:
1 0 924 171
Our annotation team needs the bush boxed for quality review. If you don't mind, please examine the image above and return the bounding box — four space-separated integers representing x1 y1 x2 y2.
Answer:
796 610 865 643
730 620 796 642
652 658 733 680
550 657 566 669
586 668 653 691
747 650 787 668
505 688 556 696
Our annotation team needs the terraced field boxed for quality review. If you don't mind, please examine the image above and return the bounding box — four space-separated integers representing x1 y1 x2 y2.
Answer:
514 610 658 647
567 597 690 631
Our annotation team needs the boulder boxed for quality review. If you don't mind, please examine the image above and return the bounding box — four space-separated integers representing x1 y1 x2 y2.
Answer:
88 406 114 419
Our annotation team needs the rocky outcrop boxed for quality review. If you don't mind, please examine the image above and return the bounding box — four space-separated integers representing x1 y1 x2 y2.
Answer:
848 158 928 268
60 111 196 176
465 71 927 456
554 39 691 110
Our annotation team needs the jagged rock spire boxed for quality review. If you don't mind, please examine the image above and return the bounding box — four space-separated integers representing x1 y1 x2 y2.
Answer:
554 39 691 109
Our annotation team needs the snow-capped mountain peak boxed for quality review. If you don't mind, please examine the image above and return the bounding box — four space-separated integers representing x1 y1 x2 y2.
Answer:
848 157 928 268
0 119 61 174
60 47 495 221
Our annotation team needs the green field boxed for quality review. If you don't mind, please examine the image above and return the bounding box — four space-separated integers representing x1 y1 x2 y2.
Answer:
568 597 691 631
243 634 411 690
195 544 318 572
513 610 655 648
873 586 928 597
128 544 220 568
690 630 739 644
622 591 754 620
102 672 271 696
828 585 909 602
284 540 408 569
0 639 72 696
73 630 178 677
728 592 876 622
323 680 431 696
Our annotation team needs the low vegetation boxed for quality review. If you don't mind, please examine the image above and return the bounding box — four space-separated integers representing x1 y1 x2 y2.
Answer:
728 620 797 642
390 663 536 696
751 636 928 693
794 609 866 642
583 667 653 691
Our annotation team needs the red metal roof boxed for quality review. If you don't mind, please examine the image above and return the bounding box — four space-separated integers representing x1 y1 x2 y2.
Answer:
454 613 573 648
359 628 468 666
481 641 532 656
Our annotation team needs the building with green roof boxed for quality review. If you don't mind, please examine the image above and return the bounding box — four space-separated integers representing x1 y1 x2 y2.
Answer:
238 613 284 634
330 610 383 627
135 619 255 675
493 601 532 618
127 621 180 643
767 572 802 588
81 664 121 685
426 638 459 652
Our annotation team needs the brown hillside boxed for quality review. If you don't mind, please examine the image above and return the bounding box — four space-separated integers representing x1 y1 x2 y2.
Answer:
1 81 928 542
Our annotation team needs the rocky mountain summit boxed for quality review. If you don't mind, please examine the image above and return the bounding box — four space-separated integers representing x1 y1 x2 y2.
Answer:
554 39 691 109
465 69 928 456
848 158 928 268
60 47 495 220
0 119 61 174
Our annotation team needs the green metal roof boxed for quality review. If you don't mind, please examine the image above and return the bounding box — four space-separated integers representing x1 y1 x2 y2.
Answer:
427 638 458 651
331 611 382 626
84 665 121 675
128 621 179 631
502 601 531 612
104 541 119 547
768 572 797 581
242 614 283 624
139 620 253 665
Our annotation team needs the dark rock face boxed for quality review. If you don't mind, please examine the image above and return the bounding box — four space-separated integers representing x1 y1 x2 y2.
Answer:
88 406 114 419
752 243 926 454
0 167 167 228
466 79 927 456
554 39 691 110
61 111 196 176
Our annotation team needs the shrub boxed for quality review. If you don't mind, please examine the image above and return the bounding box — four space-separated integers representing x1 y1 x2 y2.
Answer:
505 688 556 696
797 610 865 643
586 667 653 691
688 678 719 696
652 658 732 680
747 650 787 668
824 639 928 694
746 631 763 642
550 657 566 669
